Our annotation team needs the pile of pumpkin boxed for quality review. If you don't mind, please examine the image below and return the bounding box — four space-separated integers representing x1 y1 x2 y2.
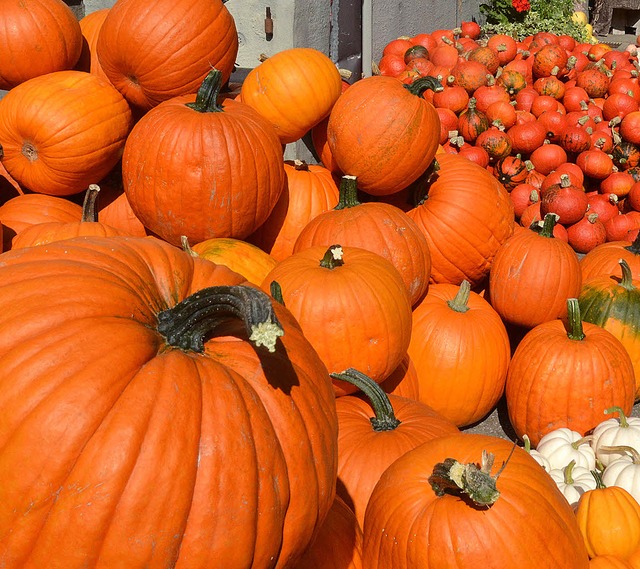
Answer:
2 0 640 567
376 22 640 255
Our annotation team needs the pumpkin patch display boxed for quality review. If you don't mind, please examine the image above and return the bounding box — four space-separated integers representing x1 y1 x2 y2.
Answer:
122 69 286 246
0 235 339 568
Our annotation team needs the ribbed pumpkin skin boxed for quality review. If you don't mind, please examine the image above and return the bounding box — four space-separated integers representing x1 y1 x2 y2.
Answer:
0 235 338 568
327 76 440 196
122 96 286 246
579 271 640 398
11 218 125 249
362 434 590 568
336 393 458 529
505 320 636 446
294 495 364 569
0 71 133 197
407 283 511 427
407 153 515 287
249 161 340 262
260 245 413 396
96 0 238 110
0 0 83 90
488 223 583 328
240 48 343 144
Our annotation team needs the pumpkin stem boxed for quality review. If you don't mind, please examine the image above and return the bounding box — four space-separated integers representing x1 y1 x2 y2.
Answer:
447 280 471 313
618 258 635 291
334 175 361 210
330 368 401 431
269 280 285 306
566 298 586 341
319 244 345 269
625 230 640 255
605 405 630 428
428 445 516 507
599 444 640 464
404 75 444 97
180 235 199 257
563 459 577 485
157 285 284 353
185 69 224 113
81 184 100 223
590 468 606 489
292 159 310 171
532 212 559 238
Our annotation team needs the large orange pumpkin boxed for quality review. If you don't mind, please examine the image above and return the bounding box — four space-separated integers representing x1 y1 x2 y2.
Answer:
0 70 133 197
96 0 238 110
122 69 286 246
406 153 515 287
0 235 338 568
260 244 413 396
362 433 590 568
0 0 83 90
240 48 343 145
327 75 441 196
505 299 636 446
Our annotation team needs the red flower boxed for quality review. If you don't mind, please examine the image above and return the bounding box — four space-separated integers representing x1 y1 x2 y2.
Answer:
512 0 530 11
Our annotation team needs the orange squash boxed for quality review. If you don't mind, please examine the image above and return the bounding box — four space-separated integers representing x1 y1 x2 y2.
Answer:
505 299 636 446
327 75 441 196
260 244 413 396
407 280 511 427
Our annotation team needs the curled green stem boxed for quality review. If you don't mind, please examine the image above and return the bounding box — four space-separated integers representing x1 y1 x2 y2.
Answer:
157 285 284 353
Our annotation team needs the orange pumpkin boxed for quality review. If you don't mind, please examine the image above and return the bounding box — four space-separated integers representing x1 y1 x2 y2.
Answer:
249 160 340 262
505 299 636 446
0 193 82 251
406 153 515 287
189 237 278 286
122 70 286 246
0 70 133 197
407 280 511 427
240 48 343 144
362 433 590 567
576 474 640 559
580 232 640 282
488 213 583 328
0 235 339 567
96 0 238 110
332 368 458 528
260 244 413 396
327 75 441 196
11 185 126 249
75 8 110 83
0 0 82 90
